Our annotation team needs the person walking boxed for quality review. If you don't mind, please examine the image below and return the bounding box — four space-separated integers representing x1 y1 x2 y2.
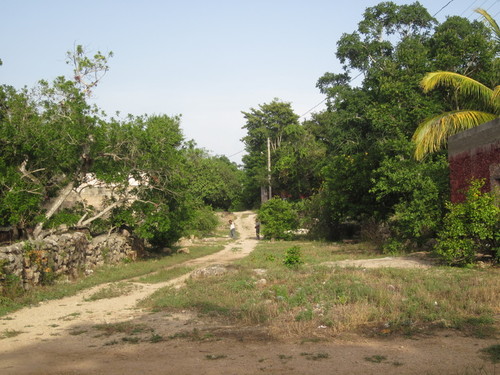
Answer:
229 219 236 239
255 220 261 240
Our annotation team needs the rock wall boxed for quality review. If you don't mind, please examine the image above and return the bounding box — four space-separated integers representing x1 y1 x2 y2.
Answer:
0 232 138 290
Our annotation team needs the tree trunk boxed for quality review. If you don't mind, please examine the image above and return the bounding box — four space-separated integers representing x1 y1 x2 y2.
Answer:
33 181 75 239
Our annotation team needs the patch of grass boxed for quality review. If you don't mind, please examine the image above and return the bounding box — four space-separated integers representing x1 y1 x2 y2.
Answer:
140 240 500 338
93 322 152 336
300 352 329 361
0 329 23 339
480 344 500 363
149 333 163 343
168 328 215 341
364 355 387 363
205 354 227 360
138 266 193 284
59 312 81 321
84 282 136 301
69 329 88 336
122 336 140 344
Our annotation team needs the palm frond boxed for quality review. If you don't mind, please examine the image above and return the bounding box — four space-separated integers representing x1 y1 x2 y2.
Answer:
421 71 495 112
475 8 500 42
493 85 500 113
413 110 497 160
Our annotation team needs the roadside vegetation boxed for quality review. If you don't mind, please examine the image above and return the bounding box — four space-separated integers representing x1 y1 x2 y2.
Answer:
0 1 499 343
140 240 500 339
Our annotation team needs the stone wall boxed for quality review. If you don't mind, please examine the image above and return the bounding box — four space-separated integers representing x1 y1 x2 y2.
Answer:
0 231 139 290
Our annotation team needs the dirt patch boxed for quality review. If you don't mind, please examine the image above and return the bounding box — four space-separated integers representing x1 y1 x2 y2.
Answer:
0 212 498 374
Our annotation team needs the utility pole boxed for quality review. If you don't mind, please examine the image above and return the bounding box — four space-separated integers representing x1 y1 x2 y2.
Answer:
267 137 272 200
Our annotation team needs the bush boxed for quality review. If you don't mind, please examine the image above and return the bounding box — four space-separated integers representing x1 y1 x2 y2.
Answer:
258 198 299 240
435 179 500 266
283 246 303 269
185 206 219 237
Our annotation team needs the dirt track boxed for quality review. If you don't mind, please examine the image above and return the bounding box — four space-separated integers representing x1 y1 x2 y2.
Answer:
1 211 498 374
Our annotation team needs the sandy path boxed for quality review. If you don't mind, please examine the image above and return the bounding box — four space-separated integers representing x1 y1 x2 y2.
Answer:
0 211 257 351
0 211 498 374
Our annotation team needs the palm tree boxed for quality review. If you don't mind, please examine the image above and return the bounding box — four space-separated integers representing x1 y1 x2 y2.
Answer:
412 9 500 160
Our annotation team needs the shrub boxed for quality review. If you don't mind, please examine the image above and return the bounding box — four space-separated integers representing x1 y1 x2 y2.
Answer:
258 198 299 240
185 206 219 237
435 179 500 266
283 246 303 269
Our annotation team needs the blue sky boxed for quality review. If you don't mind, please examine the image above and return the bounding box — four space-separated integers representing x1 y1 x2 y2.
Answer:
1 0 498 164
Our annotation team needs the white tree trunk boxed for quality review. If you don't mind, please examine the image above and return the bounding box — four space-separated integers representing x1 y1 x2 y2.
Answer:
33 181 75 239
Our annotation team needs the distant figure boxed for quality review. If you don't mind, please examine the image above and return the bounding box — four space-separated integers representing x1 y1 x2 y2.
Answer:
255 220 261 240
229 219 236 238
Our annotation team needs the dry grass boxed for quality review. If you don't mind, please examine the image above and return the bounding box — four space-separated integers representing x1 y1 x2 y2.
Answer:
140 240 500 339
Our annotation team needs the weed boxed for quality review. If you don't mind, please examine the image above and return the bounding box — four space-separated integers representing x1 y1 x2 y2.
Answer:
300 352 329 361
365 355 387 363
205 354 227 360
84 282 136 301
93 322 151 336
149 333 163 343
0 329 23 339
480 344 500 363
69 329 88 336
138 266 193 284
283 246 303 269
59 312 81 321
278 354 293 360
122 336 140 344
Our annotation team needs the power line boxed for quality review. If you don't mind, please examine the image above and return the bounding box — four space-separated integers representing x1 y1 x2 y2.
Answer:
299 98 327 118
433 0 455 17
461 0 480 15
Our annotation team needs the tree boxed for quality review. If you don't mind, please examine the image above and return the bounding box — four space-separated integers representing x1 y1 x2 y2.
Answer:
306 2 497 247
241 98 324 206
0 46 197 246
412 9 500 160
183 145 244 210
241 99 300 206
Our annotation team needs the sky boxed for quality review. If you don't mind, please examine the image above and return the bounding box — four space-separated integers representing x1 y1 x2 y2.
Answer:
1 0 499 164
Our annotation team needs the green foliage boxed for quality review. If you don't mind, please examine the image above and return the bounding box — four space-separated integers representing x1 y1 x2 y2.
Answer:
370 140 449 248
435 179 500 266
43 208 81 229
184 146 244 210
241 99 323 207
184 206 219 237
283 246 303 269
258 198 299 240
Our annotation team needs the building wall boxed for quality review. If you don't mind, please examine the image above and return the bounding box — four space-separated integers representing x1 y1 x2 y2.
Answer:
448 118 500 203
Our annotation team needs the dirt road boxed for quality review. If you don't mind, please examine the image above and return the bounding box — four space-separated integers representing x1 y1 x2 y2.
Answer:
0 211 498 374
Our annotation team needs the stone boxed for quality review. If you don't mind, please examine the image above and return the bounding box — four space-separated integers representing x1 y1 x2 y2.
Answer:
190 264 236 279
177 247 190 254
256 278 267 286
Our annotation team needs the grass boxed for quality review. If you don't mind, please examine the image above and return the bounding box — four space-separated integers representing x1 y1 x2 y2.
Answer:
480 344 500 363
93 321 152 336
84 282 137 301
139 240 500 338
137 266 193 283
0 243 224 317
0 329 23 339
365 354 387 363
